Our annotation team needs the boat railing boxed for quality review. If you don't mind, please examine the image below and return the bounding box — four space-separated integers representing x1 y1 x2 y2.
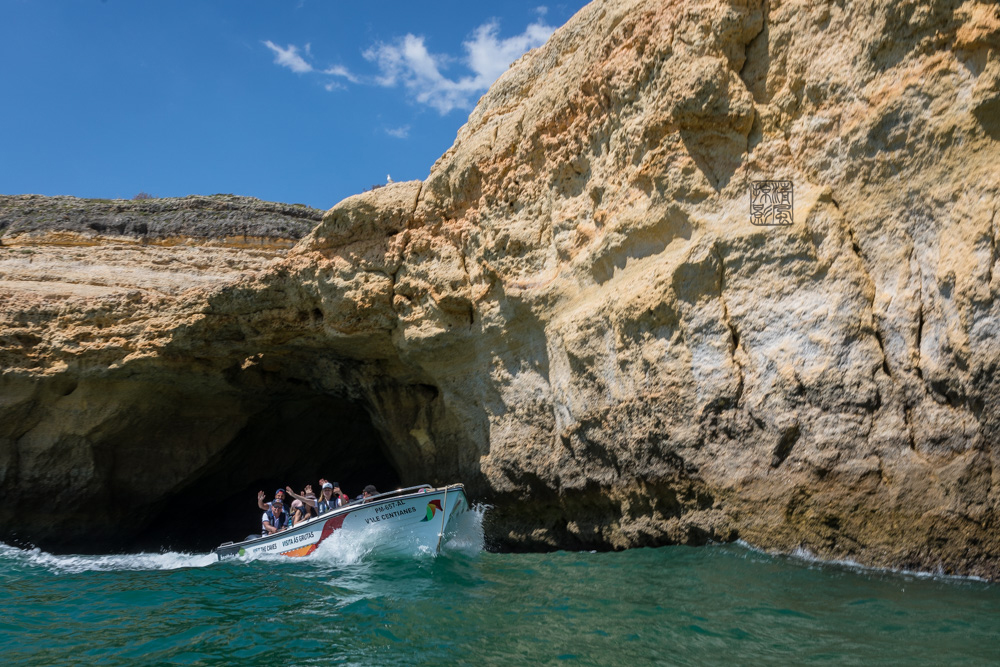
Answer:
351 484 434 505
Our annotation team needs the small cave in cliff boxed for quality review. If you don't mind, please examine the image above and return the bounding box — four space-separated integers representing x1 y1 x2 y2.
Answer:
136 392 401 552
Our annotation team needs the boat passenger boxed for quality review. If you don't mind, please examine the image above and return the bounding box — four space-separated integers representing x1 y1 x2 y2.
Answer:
315 482 342 514
318 478 342 499
361 485 379 503
262 499 287 535
331 482 350 506
302 484 318 519
289 499 307 527
257 488 286 513
284 485 319 515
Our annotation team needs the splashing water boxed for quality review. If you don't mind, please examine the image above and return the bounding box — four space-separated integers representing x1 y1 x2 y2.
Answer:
309 500 489 563
310 521 392 564
0 542 217 574
441 501 489 556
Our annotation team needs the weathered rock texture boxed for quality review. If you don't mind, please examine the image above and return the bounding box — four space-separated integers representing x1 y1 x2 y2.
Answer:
2 0 1000 577
1 194 322 244
0 196 332 547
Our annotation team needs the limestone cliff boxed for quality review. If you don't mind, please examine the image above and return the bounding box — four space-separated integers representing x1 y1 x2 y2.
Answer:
2 0 999 578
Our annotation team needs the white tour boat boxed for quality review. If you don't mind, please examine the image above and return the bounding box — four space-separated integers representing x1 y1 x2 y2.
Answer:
213 483 468 560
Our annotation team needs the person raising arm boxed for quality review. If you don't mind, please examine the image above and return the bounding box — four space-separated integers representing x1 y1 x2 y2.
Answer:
258 488 286 512
284 485 318 510
332 483 350 506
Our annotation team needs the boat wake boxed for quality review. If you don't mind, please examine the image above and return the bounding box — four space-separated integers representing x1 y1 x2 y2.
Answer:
0 542 217 574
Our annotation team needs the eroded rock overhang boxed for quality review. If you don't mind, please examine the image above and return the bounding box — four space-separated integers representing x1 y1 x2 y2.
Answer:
0 195 430 552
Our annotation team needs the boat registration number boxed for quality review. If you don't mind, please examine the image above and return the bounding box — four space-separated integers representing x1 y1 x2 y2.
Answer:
365 500 418 524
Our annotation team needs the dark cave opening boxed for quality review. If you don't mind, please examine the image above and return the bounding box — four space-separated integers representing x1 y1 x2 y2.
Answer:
136 392 402 553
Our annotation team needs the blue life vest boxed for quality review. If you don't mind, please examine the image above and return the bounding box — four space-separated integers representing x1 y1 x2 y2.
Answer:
262 508 286 535
317 498 338 515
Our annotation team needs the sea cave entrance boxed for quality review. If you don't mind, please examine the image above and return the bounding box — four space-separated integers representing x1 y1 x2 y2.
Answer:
138 391 402 552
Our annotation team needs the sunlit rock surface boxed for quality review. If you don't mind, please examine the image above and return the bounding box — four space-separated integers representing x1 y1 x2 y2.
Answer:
2 0 999 577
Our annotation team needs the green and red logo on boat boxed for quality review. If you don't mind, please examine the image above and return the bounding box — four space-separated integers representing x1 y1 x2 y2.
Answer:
421 500 443 521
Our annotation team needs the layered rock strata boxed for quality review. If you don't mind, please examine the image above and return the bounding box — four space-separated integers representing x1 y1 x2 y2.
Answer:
0 196 327 547
2 0 999 577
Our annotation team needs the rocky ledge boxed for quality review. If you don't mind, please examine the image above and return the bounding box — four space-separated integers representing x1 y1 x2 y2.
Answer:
0 194 323 247
1 0 999 578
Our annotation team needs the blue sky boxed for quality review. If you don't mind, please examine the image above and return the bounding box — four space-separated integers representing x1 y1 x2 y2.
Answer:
1 1 587 210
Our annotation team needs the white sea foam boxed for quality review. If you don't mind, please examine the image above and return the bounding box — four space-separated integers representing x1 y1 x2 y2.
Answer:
734 539 988 583
0 542 217 573
212 532 378 567
440 502 489 556
308 501 489 563
310 522 387 564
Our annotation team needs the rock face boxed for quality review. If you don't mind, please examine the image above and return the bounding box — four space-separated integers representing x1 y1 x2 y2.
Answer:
2 0 1000 577
0 194 322 244
0 195 334 549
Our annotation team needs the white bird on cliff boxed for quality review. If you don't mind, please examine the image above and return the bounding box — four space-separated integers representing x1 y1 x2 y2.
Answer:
386 174 393 184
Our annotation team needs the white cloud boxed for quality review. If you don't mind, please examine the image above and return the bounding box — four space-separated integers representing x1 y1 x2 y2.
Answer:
263 16 555 113
264 41 359 84
364 35 474 114
263 41 313 74
364 18 554 114
465 20 554 85
323 64 360 84
385 125 410 139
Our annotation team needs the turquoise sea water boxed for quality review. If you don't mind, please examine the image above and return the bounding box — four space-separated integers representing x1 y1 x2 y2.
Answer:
2 509 997 666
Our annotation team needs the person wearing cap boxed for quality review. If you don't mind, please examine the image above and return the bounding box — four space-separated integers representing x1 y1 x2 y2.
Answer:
315 481 342 514
360 484 379 503
257 487 287 513
261 498 288 535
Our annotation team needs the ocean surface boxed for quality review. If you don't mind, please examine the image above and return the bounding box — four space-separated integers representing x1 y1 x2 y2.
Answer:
2 507 997 666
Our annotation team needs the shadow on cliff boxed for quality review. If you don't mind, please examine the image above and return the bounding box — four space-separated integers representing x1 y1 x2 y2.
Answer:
136 392 402 552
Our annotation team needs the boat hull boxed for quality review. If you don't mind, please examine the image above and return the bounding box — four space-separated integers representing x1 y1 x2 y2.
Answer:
214 484 468 560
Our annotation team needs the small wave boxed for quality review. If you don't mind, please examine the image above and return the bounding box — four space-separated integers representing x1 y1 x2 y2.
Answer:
0 542 217 573
733 540 989 583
